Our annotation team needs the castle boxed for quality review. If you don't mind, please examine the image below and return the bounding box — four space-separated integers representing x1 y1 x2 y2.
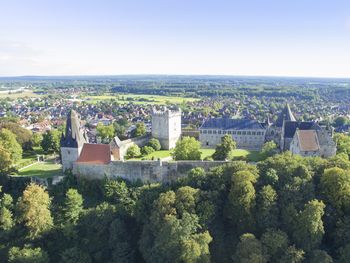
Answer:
61 108 182 171
199 104 336 158
60 104 336 182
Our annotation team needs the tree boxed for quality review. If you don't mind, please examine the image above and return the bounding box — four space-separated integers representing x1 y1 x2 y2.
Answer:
212 135 236 160
280 246 305 263
41 129 60 153
125 145 141 159
0 143 12 174
131 122 146 137
256 185 278 231
261 141 277 158
141 145 155 156
226 170 257 233
96 123 115 143
31 133 43 147
293 199 325 251
172 136 201 160
0 121 33 150
62 189 83 224
334 134 350 157
17 183 53 239
0 128 23 163
148 138 161 151
0 206 14 231
234 233 267 263
307 250 333 263
261 229 289 262
321 167 350 212
8 246 49 263
60 247 91 263
333 116 348 127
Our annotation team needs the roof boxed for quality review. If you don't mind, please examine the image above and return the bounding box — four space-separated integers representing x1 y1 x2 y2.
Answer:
76 143 111 164
200 118 264 130
284 121 321 138
296 130 320 152
276 104 296 127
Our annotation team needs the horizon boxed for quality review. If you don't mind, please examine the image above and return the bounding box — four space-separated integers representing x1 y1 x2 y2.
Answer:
1 0 350 78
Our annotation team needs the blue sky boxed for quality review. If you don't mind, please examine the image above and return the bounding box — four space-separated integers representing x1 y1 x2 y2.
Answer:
0 0 350 77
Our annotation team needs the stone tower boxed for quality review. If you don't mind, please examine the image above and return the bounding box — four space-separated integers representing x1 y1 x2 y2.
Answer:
151 107 181 150
60 110 87 171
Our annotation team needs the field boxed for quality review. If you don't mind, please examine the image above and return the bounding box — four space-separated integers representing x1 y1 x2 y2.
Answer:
131 148 262 161
84 93 199 105
18 159 62 178
0 90 41 99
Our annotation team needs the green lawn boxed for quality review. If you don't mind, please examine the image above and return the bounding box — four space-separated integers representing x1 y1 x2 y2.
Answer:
0 90 41 99
15 147 46 169
200 148 215 159
84 93 198 105
18 159 62 178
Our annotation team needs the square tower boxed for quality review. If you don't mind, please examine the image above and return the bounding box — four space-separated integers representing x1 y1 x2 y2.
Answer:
151 108 181 150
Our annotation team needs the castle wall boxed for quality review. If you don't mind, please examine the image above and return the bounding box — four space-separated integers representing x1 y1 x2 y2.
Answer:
73 160 229 183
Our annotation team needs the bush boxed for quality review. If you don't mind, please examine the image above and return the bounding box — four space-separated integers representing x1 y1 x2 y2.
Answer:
141 146 155 156
148 138 161 151
125 145 141 159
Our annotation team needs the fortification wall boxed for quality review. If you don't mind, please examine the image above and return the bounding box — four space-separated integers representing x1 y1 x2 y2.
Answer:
73 160 229 183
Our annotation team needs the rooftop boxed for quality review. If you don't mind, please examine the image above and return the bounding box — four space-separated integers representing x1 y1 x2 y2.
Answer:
76 143 111 164
296 130 320 152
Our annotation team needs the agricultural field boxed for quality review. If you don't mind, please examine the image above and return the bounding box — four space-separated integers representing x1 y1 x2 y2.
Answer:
0 90 41 99
83 93 199 105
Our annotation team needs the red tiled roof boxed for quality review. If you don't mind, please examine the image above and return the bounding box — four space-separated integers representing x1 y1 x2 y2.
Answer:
297 130 320 152
77 143 111 164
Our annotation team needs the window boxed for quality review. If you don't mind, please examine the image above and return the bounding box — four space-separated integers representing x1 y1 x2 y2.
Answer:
223 131 227 134
200 130 203 134
252 131 256 135
208 130 212 134
228 131 232 134
213 130 217 134
203 130 207 134
242 131 246 135
237 131 241 135
232 131 237 135
247 131 251 135
218 130 222 134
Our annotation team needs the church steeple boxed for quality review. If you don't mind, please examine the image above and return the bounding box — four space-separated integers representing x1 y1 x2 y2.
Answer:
60 110 87 148
276 103 296 127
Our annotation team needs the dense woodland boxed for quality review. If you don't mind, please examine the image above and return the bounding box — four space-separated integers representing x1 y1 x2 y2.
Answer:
2 149 350 262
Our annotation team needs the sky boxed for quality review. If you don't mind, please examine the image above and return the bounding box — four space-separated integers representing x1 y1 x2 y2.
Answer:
0 0 350 78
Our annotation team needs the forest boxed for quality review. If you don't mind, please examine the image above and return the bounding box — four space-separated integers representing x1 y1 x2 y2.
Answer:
1 150 350 262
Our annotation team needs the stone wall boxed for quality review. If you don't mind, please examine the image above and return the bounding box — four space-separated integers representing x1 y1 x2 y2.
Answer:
73 160 229 183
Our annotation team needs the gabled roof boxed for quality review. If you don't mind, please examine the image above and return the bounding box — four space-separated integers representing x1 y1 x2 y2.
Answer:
296 130 320 152
76 143 111 164
200 118 264 130
284 121 321 138
276 104 296 127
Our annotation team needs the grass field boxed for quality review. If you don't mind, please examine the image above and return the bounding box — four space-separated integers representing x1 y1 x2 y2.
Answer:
0 90 41 99
131 148 262 161
18 159 62 178
84 93 199 105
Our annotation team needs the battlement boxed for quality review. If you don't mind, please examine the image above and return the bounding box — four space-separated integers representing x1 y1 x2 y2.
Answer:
151 107 181 117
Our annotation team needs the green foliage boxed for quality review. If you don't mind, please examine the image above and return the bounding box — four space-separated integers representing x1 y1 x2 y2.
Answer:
31 133 43 147
307 250 333 263
261 141 277 158
293 199 325 251
0 128 23 163
0 144 12 174
131 122 146 137
172 136 201 160
61 188 84 224
125 145 141 159
96 123 115 142
0 206 14 231
321 167 350 212
280 245 305 263
335 133 350 158
212 135 236 160
0 121 33 150
8 246 49 263
148 138 161 151
141 145 155 156
17 183 53 239
234 233 267 263
333 116 348 127
261 229 289 262
40 129 60 153
60 247 91 263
